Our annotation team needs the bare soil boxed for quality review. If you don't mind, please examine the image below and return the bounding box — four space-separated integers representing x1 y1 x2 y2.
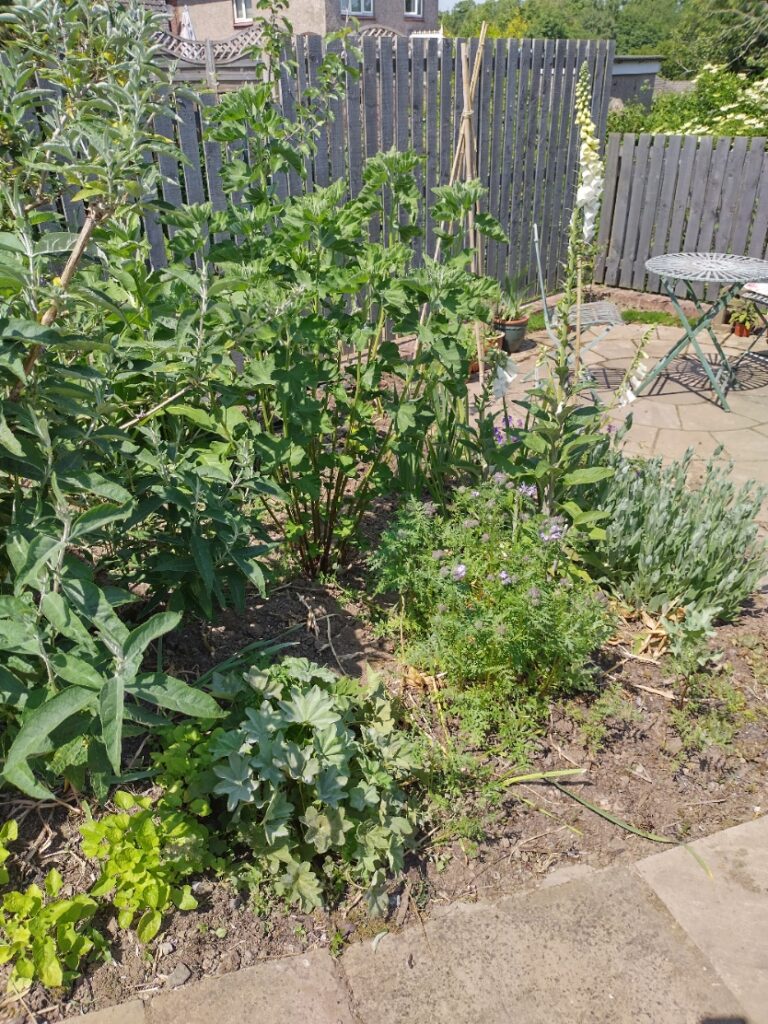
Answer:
2 569 767 1023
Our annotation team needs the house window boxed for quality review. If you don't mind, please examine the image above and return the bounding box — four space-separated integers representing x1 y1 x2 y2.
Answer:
233 0 253 25
404 0 422 15
341 0 374 16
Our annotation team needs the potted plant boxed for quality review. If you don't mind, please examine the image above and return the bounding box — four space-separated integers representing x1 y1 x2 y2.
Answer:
729 299 759 337
461 322 504 376
492 280 529 352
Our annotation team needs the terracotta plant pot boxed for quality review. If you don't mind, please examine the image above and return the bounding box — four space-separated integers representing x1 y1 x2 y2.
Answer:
468 330 504 375
733 322 750 338
493 316 529 352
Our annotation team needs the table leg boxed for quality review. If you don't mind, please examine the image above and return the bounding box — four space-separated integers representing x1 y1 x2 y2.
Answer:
635 279 738 410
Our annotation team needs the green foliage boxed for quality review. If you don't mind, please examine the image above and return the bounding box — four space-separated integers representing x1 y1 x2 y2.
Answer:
582 450 768 630
729 299 760 329
0 823 107 993
199 126 499 573
370 486 614 748
667 650 754 757
608 66 768 137
567 683 641 754
80 790 217 942
153 658 419 915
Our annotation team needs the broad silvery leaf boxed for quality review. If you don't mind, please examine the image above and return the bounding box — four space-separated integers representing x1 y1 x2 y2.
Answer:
278 685 340 730
212 752 259 812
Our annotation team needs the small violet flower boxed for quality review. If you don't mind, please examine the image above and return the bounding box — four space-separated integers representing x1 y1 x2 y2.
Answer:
451 563 467 582
539 518 566 543
499 570 512 586
517 483 537 500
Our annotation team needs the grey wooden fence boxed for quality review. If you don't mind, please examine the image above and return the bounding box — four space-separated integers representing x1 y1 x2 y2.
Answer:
132 34 615 294
595 132 768 297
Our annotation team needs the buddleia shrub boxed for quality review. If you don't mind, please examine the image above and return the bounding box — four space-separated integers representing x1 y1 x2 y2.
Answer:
583 450 767 625
152 658 419 915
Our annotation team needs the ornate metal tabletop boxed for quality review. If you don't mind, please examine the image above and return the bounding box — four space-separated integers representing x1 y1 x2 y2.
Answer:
645 252 768 284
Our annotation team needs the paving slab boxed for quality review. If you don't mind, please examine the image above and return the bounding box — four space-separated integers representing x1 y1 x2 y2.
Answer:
76 1002 145 1024
341 866 744 1024
636 815 768 1024
145 951 354 1024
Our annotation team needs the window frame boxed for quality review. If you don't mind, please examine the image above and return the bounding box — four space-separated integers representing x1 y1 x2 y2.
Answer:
340 0 374 17
233 0 253 26
404 0 423 17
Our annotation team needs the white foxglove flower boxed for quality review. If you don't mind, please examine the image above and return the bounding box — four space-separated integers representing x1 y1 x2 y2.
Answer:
573 67 604 245
492 357 518 399
619 388 637 408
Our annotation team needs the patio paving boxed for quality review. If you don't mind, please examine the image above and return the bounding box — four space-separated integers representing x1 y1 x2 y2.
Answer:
501 322 768 529
78 815 768 1024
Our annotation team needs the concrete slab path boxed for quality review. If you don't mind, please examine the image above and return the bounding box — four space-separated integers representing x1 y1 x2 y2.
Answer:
498 323 768 529
78 815 768 1024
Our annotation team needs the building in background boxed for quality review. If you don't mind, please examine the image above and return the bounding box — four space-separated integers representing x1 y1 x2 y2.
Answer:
158 0 439 42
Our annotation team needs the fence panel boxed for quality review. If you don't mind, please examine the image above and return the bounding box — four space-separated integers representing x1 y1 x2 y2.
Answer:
597 132 768 295
142 35 614 292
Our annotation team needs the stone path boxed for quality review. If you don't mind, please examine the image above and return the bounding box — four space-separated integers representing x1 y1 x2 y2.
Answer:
81 815 768 1024
501 323 768 528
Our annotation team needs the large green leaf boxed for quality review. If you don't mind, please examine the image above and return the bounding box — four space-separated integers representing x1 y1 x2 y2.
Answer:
3 687 98 798
128 673 223 719
70 502 132 541
99 674 125 774
190 532 215 595
562 467 614 486
122 611 181 668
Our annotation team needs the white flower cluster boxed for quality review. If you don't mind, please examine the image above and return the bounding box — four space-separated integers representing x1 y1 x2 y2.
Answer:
574 66 604 246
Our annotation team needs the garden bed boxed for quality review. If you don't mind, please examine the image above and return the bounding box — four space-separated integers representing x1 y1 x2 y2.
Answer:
4 572 767 1022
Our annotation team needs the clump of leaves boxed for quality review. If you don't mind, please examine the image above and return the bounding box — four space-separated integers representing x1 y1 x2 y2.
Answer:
582 449 767 631
80 790 219 943
0 822 108 994
152 657 419 915
370 484 614 750
566 684 641 755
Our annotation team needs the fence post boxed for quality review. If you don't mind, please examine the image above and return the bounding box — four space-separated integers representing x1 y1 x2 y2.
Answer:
204 40 217 92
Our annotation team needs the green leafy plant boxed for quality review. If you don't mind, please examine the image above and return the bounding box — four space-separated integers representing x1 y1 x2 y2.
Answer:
729 298 760 330
152 657 419 915
582 449 767 631
0 823 107 993
80 790 218 943
197 135 499 574
370 485 614 751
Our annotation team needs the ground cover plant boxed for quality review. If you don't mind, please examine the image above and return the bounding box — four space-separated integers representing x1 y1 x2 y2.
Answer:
371 484 614 756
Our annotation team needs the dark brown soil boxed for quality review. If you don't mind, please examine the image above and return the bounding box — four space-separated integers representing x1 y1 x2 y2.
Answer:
2 576 767 1023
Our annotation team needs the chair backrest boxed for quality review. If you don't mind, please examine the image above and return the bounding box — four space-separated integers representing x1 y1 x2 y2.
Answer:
532 224 552 328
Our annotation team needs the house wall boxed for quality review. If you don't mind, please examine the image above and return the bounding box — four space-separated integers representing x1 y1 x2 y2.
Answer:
184 0 240 40
285 0 329 35
182 0 438 41
325 0 439 34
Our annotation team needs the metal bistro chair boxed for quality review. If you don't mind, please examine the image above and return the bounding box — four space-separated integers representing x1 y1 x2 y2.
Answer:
738 281 768 356
532 223 623 372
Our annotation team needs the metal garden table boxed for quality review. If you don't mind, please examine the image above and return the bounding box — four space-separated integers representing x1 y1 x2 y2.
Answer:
640 252 768 411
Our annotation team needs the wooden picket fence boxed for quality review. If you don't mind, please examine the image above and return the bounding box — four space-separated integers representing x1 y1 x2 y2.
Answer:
596 132 768 297
120 35 615 293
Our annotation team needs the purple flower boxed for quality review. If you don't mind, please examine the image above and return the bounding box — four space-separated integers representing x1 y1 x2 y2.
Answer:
452 563 467 581
539 518 566 543
480 532 490 543
463 518 480 529
518 483 537 500
493 426 504 444
470 490 480 498
499 570 512 586
527 586 541 604
492 471 507 485
422 501 437 517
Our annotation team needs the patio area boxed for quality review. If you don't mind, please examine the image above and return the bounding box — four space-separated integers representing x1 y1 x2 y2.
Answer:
502 321 768 529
